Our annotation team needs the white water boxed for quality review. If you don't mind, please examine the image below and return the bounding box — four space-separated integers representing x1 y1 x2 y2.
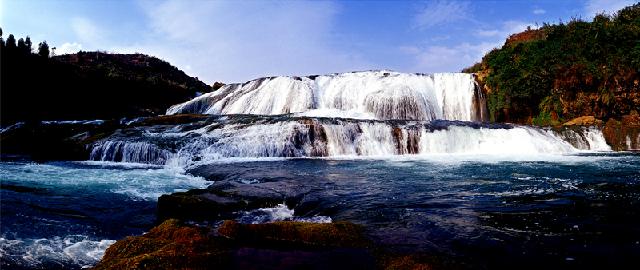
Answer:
167 71 486 121
89 119 609 167
237 203 332 224
0 161 209 201
550 126 612 151
0 236 115 269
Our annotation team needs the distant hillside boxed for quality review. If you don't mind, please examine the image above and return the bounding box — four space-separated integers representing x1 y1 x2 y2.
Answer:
1 32 212 125
466 3 640 125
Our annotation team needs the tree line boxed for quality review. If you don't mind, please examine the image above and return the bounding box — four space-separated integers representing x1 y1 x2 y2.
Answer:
1 27 210 126
1 27 50 58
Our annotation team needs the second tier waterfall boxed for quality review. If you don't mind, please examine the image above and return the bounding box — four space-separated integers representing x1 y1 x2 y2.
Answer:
167 71 488 122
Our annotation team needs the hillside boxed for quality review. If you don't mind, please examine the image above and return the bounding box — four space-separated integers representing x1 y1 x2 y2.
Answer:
0 32 212 125
466 3 640 125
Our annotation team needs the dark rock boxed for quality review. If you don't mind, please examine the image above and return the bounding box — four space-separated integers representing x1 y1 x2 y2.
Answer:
212 81 226 90
218 220 370 248
93 219 232 270
0 120 119 161
157 176 310 222
603 113 640 151
95 219 380 270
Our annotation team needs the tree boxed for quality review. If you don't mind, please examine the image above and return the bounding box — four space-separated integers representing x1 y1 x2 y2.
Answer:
17 38 27 54
6 34 16 50
38 41 50 58
25 36 33 53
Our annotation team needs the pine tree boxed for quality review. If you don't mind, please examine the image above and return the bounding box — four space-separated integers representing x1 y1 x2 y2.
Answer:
25 36 33 53
17 38 27 54
6 34 16 50
38 41 50 58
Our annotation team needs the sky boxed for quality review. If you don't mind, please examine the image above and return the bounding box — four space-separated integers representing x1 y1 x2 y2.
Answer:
1 0 637 84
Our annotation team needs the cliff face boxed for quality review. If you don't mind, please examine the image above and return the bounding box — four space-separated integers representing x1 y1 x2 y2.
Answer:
467 4 640 126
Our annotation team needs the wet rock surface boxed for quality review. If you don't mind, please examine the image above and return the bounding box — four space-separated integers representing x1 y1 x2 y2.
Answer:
94 219 385 270
603 113 640 151
158 163 320 222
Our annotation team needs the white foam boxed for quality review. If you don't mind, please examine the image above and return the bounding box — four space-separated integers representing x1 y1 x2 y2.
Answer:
238 203 332 224
0 236 115 269
0 162 209 201
167 71 485 122
583 127 612 151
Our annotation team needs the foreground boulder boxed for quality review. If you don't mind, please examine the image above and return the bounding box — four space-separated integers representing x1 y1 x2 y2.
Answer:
94 219 386 270
93 219 230 270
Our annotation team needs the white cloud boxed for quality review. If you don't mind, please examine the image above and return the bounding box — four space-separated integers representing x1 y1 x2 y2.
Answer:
55 42 83 55
402 41 499 73
413 0 471 30
476 30 500 37
533 8 546 15
407 20 536 73
585 0 636 17
474 20 536 40
128 0 372 83
70 17 104 46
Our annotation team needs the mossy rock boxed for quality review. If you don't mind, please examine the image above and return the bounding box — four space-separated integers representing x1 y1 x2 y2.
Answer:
603 115 640 151
93 219 231 270
218 220 370 249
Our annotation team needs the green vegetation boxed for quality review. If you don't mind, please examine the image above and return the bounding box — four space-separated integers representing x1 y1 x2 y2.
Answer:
471 4 640 124
0 28 212 125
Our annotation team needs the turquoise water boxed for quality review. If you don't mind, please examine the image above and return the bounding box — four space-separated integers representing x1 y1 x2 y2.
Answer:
1 152 640 269
0 161 208 269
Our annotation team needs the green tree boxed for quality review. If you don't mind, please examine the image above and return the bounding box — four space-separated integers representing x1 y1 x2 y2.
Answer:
6 34 16 50
38 41 50 58
17 38 28 54
25 36 32 53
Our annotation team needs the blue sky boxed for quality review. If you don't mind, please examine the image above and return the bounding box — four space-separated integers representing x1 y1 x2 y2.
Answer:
1 0 636 83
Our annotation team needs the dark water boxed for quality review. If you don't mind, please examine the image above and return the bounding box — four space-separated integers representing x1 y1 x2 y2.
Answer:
190 153 640 269
1 153 639 269
0 161 208 269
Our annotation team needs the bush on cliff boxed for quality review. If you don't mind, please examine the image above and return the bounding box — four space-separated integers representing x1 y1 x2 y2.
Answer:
470 4 640 124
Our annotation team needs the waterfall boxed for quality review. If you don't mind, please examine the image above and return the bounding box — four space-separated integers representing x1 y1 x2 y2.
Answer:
90 70 622 166
90 141 172 165
89 116 613 166
551 126 612 151
167 71 487 122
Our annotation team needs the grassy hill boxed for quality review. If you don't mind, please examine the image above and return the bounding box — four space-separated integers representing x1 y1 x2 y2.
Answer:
466 3 640 125
1 33 212 125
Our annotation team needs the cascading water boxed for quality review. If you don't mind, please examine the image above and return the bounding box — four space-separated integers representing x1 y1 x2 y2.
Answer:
88 116 602 166
167 71 487 122
551 126 612 151
90 70 618 165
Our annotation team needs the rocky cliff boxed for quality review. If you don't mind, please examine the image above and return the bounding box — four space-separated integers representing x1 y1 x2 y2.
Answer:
465 4 640 127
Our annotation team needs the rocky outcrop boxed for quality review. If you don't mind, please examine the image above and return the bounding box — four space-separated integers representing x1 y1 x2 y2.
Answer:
93 219 231 270
603 113 640 151
217 220 370 248
0 120 118 161
94 219 381 270
157 168 310 221
562 116 603 126
466 4 640 124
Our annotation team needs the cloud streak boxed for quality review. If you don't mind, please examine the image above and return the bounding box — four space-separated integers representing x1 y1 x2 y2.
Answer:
403 20 535 72
413 0 471 30
584 0 636 17
130 0 372 83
